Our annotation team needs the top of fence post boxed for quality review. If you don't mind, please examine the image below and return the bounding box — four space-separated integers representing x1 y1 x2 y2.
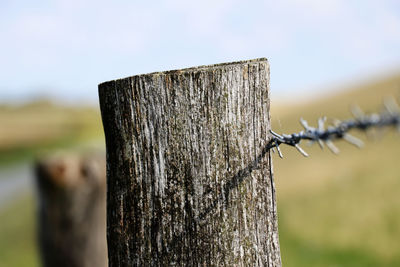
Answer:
98 58 281 267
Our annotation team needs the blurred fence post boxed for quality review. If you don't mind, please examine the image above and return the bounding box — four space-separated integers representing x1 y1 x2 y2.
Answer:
35 152 107 267
99 58 281 266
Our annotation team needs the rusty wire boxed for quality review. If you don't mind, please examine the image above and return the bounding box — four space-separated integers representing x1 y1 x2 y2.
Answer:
267 97 400 158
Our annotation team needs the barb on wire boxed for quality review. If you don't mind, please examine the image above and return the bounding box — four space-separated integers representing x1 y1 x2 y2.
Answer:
268 97 400 158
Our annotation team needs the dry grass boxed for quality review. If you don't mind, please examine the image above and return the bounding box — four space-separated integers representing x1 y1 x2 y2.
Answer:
0 101 104 165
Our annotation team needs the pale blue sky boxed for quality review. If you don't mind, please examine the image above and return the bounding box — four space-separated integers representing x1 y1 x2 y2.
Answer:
1 0 400 103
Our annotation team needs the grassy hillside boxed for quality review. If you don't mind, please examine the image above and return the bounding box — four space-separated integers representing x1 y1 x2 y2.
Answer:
272 72 400 266
0 101 104 166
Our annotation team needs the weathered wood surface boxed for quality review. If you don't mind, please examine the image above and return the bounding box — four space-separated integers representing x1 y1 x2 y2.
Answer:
35 152 107 267
99 58 281 266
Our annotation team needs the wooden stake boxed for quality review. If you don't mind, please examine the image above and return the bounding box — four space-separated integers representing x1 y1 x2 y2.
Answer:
99 58 281 266
35 152 107 267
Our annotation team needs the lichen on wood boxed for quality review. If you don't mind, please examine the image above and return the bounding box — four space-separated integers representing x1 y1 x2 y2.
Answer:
99 58 281 266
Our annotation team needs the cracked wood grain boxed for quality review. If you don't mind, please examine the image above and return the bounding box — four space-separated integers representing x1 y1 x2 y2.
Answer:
99 58 281 266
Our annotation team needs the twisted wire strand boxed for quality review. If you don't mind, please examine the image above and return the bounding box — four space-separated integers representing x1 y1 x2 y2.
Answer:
267 97 400 158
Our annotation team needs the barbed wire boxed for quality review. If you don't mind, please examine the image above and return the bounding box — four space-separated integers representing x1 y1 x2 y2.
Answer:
267 97 400 158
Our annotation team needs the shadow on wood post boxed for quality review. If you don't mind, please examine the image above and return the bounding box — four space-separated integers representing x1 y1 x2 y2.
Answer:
99 58 281 266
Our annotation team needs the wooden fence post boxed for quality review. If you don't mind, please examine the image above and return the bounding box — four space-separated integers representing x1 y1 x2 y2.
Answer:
35 152 107 267
99 58 281 266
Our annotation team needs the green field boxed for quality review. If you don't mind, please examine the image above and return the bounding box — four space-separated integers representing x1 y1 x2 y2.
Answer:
0 194 39 267
1 73 400 266
273 73 400 266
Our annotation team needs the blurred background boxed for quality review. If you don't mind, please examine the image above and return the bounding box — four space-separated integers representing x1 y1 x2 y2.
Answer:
1 0 400 266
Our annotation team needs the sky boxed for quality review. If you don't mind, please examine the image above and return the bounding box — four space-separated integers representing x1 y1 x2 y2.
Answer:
1 0 400 104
